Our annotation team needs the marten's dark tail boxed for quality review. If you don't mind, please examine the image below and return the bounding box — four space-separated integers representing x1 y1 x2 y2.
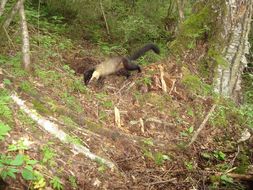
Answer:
128 43 160 61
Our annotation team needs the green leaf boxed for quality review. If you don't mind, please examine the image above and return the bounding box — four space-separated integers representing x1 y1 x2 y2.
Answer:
7 168 18 179
26 159 38 165
22 168 35 180
143 139 154 146
10 154 24 166
25 165 33 171
3 79 11 85
188 126 194 134
0 122 11 140
220 174 233 184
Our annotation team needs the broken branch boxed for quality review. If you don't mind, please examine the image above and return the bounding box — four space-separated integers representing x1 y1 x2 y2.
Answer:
187 104 217 146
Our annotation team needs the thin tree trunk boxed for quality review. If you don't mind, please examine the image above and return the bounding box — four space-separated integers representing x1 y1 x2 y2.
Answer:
176 0 185 22
214 0 253 102
3 0 24 29
0 0 8 17
19 1 31 71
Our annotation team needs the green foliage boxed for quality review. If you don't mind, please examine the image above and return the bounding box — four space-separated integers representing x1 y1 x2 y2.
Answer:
50 176 63 190
182 74 211 96
69 175 78 189
61 93 83 113
8 139 29 152
220 174 233 184
184 161 194 171
210 102 253 129
17 110 36 127
32 99 52 115
35 69 61 86
4 54 28 77
0 90 13 124
154 153 170 166
0 122 11 141
0 154 38 181
33 0 173 50
235 152 250 174
180 126 194 137
242 73 253 104
213 151 226 161
42 145 56 165
95 158 107 173
66 135 82 145
171 0 226 54
19 81 37 95
60 115 78 128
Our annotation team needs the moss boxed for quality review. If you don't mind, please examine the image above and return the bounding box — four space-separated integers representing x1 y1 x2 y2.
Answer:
182 69 212 96
32 99 52 115
84 120 103 132
137 92 172 111
59 115 78 128
170 0 226 55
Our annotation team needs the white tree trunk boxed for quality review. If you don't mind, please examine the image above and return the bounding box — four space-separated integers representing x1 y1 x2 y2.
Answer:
0 0 8 17
3 0 24 29
19 1 31 71
214 0 253 102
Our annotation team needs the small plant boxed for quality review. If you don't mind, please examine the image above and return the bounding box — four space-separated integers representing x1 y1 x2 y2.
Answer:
0 154 38 181
95 158 107 173
69 175 78 189
102 100 113 109
0 122 11 140
61 93 83 113
182 74 211 95
184 161 194 171
3 79 12 86
154 152 170 166
8 139 29 152
63 65 75 75
0 90 13 123
42 145 56 165
137 76 152 86
33 177 46 189
72 80 87 93
50 176 63 190
180 126 194 137
17 110 36 127
60 115 78 128
19 81 37 95
66 135 82 145
142 138 154 146
213 151 226 161
220 174 233 185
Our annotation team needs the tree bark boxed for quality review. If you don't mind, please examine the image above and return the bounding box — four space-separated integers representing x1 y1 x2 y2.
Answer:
0 0 8 17
3 0 24 29
176 0 185 22
19 1 31 71
214 0 253 102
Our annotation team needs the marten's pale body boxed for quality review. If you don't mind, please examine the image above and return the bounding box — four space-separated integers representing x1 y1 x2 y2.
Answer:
84 43 160 85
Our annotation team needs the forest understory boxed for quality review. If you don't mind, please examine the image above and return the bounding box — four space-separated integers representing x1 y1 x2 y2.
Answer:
1 1 253 190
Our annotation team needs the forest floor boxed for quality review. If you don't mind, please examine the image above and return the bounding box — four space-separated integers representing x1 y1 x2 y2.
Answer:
0 15 252 190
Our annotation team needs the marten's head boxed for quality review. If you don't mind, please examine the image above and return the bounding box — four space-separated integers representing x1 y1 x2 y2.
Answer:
83 68 95 85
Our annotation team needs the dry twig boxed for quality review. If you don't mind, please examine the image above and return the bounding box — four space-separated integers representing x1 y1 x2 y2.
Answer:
159 65 167 92
99 0 110 35
188 104 217 146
